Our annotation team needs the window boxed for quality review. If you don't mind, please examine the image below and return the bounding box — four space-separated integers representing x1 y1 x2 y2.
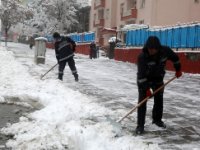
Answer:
98 9 104 19
127 0 136 9
120 3 124 16
105 9 110 19
140 0 145 8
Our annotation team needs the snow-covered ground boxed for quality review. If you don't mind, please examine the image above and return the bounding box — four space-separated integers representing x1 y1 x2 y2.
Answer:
0 42 200 150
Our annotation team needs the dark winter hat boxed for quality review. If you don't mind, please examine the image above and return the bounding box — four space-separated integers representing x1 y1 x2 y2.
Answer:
144 36 161 50
53 32 61 39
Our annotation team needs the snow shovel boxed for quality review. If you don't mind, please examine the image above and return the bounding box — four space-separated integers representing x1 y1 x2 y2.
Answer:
40 63 58 79
117 76 177 123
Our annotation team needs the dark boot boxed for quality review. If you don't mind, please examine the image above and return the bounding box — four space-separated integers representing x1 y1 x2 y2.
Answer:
152 120 166 128
58 74 63 81
73 73 79 82
135 126 144 135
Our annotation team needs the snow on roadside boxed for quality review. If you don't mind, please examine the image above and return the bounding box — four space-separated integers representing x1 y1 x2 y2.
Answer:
0 47 160 150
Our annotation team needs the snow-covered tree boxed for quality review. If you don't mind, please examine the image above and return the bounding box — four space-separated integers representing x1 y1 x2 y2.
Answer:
41 0 79 34
10 0 90 39
0 0 33 45
19 0 49 36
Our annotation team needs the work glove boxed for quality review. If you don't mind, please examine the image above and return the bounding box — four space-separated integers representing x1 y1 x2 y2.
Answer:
146 88 152 97
175 70 182 78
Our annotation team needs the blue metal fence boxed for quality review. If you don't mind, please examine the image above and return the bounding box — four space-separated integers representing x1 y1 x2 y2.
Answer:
69 32 95 43
180 27 187 48
196 25 200 47
125 24 200 48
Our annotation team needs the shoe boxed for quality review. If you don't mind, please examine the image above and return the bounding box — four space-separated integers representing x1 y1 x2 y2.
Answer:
152 120 166 128
74 74 79 82
58 76 63 81
135 126 144 135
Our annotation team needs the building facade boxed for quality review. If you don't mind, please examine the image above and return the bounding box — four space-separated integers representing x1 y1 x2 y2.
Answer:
90 0 200 47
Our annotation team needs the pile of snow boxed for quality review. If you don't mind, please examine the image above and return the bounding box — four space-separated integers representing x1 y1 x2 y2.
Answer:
108 37 121 43
121 24 149 31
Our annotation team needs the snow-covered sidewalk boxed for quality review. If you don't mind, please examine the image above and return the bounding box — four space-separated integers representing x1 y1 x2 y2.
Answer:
0 44 161 150
0 42 200 150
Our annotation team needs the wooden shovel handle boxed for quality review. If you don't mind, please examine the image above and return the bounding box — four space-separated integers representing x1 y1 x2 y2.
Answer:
117 76 177 123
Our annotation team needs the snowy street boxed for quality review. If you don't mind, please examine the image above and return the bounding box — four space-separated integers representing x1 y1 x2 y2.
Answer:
0 42 200 150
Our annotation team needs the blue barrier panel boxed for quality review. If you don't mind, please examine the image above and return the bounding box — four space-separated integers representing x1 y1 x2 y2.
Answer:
90 33 92 42
140 29 146 45
135 30 140 46
154 30 161 40
89 33 94 42
90 34 92 42
87 33 90 42
146 30 161 44
167 29 173 47
140 29 143 46
125 31 129 45
173 27 181 48
187 26 196 48
81 34 84 42
86 32 95 42
195 25 200 47
45 35 53 42
86 34 89 42
70 35 73 41
89 33 92 41
84 34 87 42
129 31 132 46
68 32 95 43
125 31 128 45
77 35 81 42
72 35 76 41
180 27 187 48
93 32 95 41
89 33 91 42
144 30 149 43
160 30 167 45
126 31 131 46
75 35 79 42
131 30 136 46
148 30 155 37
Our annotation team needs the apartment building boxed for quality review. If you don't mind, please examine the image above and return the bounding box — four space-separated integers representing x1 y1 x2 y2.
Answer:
90 0 200 47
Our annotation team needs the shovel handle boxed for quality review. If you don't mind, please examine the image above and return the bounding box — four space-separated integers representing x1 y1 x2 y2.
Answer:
117 76 177 123
40 63 58 79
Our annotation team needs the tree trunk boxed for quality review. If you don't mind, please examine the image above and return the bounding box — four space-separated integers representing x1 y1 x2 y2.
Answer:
5 28 8 47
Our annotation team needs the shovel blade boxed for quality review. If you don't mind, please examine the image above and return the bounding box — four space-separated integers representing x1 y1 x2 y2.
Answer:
105 116 123 137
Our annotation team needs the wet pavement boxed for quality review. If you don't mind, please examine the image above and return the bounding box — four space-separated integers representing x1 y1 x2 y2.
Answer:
7 43 200 150
0 102 33 149
63 59 200 150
